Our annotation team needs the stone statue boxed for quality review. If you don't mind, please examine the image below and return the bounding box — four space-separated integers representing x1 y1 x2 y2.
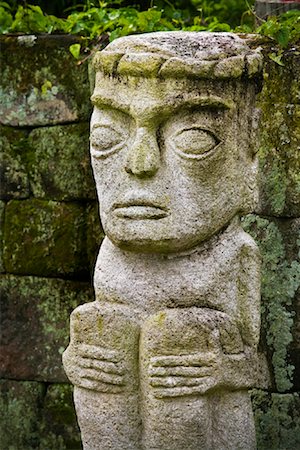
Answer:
63 32 263 450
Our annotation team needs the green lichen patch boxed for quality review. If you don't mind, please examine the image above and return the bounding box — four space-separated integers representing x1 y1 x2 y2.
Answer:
3 199 88 278
242 215 300 392
0 35 91 127
0 274 94 382
40 384 81 449
0 125 30 200
0 201 5 273
256 51 300 217
86 201 104 272
0 379 45 450
28 123 96 201
251 389 300 450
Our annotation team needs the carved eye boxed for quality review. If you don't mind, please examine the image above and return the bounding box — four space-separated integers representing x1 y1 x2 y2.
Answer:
172 128 220 158
90 125 123 158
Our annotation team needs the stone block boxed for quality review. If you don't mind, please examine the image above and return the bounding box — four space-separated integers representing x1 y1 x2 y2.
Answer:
256 52 300 217
40 384 81 449
28 123 96 201
0 35 91 127
0 379 45 449
0 201 5 273
3 199 88 278
86 201 104 271
0 274 94 382
0 380 82 449
0 125 30 200
251 390 300 450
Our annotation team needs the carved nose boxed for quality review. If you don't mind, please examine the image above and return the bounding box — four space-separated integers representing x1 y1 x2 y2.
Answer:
125 127 160 178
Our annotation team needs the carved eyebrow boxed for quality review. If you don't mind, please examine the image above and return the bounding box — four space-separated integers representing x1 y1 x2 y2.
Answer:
91 93 233 119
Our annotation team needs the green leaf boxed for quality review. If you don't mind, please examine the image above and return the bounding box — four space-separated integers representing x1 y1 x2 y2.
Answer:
69 43 81 60
269 52 285 67
277 27 290 48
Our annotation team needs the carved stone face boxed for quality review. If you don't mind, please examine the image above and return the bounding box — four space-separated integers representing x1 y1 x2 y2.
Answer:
91 74 255 253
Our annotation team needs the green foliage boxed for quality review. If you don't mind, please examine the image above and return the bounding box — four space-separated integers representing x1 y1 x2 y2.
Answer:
256 10 300 48
242 215 300 392
0 1 299 56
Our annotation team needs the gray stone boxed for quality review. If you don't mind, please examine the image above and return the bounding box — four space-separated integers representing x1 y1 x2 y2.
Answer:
63 32 264 449
0 274 94 382
3 199 88 278
28 123 97 201
0 35 91 127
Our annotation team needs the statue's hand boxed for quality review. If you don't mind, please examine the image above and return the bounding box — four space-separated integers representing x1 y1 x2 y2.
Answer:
63 343 125 393
147 351 220 398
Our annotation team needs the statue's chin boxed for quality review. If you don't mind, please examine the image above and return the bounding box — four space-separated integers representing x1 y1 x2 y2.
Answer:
105 229 208 255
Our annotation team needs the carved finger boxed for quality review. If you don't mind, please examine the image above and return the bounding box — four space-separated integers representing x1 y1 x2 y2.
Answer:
150 376 211 388
80 367 125 386
152 382 216 399
150 352 216 367
149 365 213 378
77 377 124 394
78 356 125 375
77 344 122 363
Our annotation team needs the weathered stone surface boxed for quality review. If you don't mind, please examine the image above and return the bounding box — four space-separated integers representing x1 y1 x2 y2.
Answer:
3 199 88 278
256 51 300 217
0 125 30 200
64 32 263 449
0 35 91 127
0 274 94 381
251 390 300 450
0 201 5 273
0 379 45 449
28 123 96 201
86 202 104 272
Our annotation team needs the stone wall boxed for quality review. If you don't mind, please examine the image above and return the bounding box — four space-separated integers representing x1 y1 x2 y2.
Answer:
0 35 103 449
0 35 299 449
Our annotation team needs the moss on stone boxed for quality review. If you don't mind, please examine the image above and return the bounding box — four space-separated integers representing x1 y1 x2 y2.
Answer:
0 125 30 200
0 274 94 382
40 384 81 449
0 35 91 127
251 389 300 450
28 123 96 201
0 380 82 449
256 49 300 217
0 380 45 449
242 215 300 392
3 199 88 278
0 201 5 273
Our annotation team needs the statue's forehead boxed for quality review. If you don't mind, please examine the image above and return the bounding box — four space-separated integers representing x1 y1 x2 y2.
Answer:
92 74 234 121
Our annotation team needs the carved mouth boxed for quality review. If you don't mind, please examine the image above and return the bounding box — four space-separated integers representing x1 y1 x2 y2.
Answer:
112 200 169 220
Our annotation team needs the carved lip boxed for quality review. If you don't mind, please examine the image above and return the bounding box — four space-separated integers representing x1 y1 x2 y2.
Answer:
112 200 169 220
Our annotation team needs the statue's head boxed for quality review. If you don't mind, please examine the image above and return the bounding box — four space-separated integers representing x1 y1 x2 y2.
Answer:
91 32 262 253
